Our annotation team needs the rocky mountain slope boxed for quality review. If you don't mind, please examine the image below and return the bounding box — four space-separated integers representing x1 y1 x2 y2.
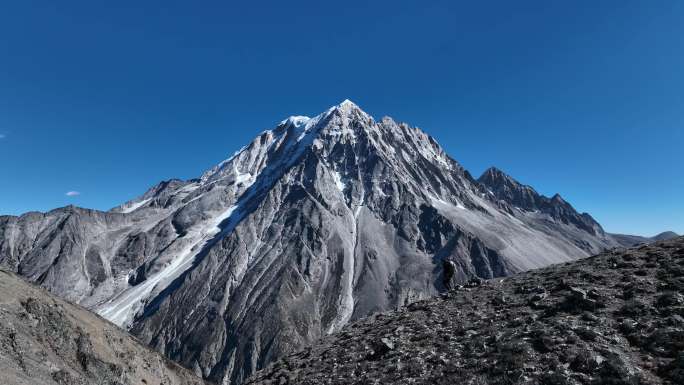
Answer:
0 100 636 383
652 232 680 241
0 267 209 385
611 232 680 247
247 237 684 385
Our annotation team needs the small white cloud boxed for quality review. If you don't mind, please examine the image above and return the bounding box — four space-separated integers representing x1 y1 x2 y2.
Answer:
65 191 81 197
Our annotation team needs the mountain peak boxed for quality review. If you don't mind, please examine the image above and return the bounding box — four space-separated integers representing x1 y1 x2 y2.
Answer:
479 167 603 235
337 98 358 109
481 166 513 181
652 231 680 241
330 98 371 120
479 167 525 190
482 166 503 174
551 193 566 203
280 100 369 131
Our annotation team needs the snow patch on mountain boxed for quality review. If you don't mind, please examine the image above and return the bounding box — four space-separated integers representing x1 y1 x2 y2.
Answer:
430 195 466 210
281 115 311 128
120 198 152 213
331 170 346 193
96 204 240 327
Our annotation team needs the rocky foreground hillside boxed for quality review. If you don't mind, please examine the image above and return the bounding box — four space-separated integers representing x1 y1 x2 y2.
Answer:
247 237 684 385
0 268 209 385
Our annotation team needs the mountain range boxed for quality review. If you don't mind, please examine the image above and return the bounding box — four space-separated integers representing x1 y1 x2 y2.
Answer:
0 100 675 384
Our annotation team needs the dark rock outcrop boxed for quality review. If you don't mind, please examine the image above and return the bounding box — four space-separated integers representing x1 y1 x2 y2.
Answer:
478 167 604 236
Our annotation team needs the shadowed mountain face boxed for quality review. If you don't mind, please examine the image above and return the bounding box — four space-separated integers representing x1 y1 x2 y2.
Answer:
477 167 604 236
247 237 684 385
0 101 633 384
0 268 208 385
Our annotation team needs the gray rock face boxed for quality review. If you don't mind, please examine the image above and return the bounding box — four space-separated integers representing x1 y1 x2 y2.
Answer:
478 167 603 236
0 100 627 384
0 268 208 385
247 237 684 385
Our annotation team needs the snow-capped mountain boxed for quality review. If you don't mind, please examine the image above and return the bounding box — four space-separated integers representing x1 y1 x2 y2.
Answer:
0 100 627 384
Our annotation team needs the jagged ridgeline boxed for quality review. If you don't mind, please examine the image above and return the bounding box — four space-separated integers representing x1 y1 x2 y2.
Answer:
0 100 637 384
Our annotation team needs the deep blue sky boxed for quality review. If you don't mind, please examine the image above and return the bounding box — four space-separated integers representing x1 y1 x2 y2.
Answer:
1 1 682 236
